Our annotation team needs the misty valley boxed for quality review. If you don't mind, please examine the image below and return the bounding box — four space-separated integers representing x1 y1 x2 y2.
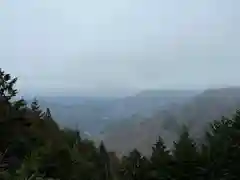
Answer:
33 87 240 156
1 69 240 179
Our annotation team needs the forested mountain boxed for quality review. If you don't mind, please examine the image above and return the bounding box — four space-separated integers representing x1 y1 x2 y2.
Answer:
3 69 240 179
31 90 198 136
102 87 240 155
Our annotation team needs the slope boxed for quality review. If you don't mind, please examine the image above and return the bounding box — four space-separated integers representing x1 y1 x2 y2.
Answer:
102 87 240 156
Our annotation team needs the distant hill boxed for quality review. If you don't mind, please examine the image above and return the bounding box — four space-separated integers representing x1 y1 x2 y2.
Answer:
105 90 199 119
102 87 240 156
28 90 198 136
37 96 115 136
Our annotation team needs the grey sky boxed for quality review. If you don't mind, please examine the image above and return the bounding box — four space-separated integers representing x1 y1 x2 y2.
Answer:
0 0 240 95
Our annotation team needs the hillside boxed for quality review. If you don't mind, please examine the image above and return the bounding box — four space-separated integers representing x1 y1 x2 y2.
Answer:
31 90 198 136
102 87 240 156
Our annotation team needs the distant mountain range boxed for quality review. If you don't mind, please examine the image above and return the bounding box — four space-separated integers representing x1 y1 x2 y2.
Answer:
28 90 199 137
102 87 240 156
25 87 240 156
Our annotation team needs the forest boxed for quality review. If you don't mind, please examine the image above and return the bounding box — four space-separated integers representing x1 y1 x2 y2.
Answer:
1 68 240 180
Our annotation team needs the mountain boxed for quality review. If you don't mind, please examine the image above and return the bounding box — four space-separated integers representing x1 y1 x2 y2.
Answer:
27 90 198 136
104 90 199 120
37 96 115 135
102 87 240 156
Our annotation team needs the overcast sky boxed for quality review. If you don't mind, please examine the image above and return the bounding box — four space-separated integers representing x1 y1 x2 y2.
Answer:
0 0 240 95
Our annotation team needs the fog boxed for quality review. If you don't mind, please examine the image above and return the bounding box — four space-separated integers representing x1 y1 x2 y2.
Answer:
0 0 239 96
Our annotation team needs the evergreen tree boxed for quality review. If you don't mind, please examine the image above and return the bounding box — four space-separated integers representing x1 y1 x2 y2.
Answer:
0 68 18 101
203 113 240 180
228 111 240 179
172 126 200 180
30 98 44 119
45 108 52 119
120 149 149 180
150 136 172 180
99 141 111 180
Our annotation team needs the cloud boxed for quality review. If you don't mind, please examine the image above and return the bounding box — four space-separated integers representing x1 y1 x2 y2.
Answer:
0 0 239 95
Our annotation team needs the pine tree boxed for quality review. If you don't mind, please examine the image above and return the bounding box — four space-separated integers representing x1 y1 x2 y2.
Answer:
0 69 30 163
45 108 51 119
0 68 18 101
150 136 172 180
151 137 170 163
31 98 44 119
203 113 240 179
120 149 149 180
43 108 59 131
99 141 111 180
203 116 234 179
172 126 200 180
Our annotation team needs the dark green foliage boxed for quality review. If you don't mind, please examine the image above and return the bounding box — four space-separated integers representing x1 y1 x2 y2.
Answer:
99 141 111 180
119 149 150 180
172 127 200 180
0 68 18 101
149 137 172 180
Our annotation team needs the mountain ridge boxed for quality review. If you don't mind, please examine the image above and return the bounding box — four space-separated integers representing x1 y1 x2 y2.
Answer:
26 89 199 136
102 87 240 155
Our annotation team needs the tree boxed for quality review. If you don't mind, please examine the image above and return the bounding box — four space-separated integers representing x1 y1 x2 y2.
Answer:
44 108 52 119
0 68 18 101
150 136 172 180
99 141 111 180
172 126 200 180
202 113 240 179
151 136 171 163
30 98 44 119
120 149 149 180
0 68 109 179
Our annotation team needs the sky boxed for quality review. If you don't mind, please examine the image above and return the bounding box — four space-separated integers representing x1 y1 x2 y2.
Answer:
0 0 240 96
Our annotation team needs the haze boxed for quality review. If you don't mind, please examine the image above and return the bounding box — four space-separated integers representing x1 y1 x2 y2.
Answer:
0 0 239 96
